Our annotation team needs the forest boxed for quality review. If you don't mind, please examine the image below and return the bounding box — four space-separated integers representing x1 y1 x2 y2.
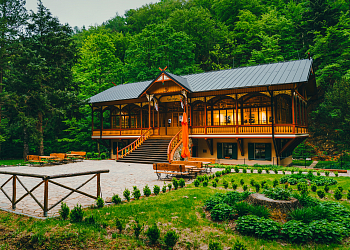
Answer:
0 0 349 160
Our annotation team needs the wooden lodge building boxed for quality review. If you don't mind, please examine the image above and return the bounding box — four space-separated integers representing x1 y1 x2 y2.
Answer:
89 59 316 165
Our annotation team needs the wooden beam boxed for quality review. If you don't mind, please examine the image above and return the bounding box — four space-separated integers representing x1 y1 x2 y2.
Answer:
279 138 296 156
236 138 244 156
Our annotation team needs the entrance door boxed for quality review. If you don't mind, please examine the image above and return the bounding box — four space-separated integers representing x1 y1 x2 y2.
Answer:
160 101 183 136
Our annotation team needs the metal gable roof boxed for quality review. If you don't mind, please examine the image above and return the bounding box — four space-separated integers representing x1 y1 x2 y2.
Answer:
89 59 313 104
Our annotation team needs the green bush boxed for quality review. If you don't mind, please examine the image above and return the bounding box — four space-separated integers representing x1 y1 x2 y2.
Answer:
317 190 325 199
234 166 239 173
212 181 217 187
172 178 179 190
162 185 167 193
86 152 92 159
84 215 95 224
234 202 252 217
288 207 318 224
240 179 244 186
70 204 84 223
133 219 143 238
325 171 330 176
146 223 160 245
309 220 346 243
153 185 160 195
311 184 317 192
164 230 179 249
263 187 291 200
281 220 312 244
168 183 172 191
348 191 350 200
100 152 107 159
334 189 343 200
112 194 122 204
273 169 278 174
243 168 247 174
123 188 130 202
334 171 339 177
324 185 329 193
215 177 219 183
208 241 222 250
255 183 260 193
232 183 238 190
233 240 247 250
249 205 271 219
143 185 151 197
258 168 262 174
194 179 200 187
236 215 280 239
179 178 186 188
132 186 141 199
338 186 343 192
96 197 104 208
116 218 124 233
210 203 233 221
273 179 278 188
265 168 269 174
243 185 248 191
203 180 208 187
59 202 70 220
223 180 228 189
205 194 225 211
250 179 255 186
215 171 221 177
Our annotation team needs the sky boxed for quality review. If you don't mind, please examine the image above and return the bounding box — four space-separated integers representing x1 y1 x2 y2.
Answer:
25 0 160 28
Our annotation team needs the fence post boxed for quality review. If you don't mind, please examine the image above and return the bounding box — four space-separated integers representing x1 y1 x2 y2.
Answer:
97 173 101 198
44 179 48 217
12 175 16 210
116 147 118 161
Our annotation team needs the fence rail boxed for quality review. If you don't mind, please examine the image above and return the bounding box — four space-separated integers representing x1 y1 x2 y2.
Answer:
0 169 109 217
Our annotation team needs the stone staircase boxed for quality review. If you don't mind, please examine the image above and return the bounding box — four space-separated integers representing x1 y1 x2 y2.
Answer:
117 138 171 164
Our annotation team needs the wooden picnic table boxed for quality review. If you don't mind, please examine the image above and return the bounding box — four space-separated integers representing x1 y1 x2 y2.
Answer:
39 156 57 160
66 154 80 157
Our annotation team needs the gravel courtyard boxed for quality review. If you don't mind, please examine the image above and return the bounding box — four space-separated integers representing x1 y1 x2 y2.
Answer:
0 160 178 217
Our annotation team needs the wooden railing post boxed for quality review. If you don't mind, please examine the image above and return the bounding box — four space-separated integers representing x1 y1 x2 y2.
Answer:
97 173 101 198
44 179 48 217
12 175 16 210
116 147 118 160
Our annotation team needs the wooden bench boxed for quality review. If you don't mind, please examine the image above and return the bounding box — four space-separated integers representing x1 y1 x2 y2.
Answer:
153 163 190 180
70 151 86 160
50 153 68 164
27 155 48 166
188 157 216 173
171 161 206 175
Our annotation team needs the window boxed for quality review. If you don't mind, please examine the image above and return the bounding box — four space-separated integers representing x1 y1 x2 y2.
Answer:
207 98 236 126
242 95 271 125
217 143 237 159
248 143 271 160
255 143 266 159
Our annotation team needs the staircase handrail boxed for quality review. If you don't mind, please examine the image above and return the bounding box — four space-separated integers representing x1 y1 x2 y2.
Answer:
117 128 153 160
167 129 182 163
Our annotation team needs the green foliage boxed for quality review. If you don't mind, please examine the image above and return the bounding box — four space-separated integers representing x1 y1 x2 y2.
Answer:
59 202 70 220
172 178 179 190
179 178 186 188
146 223 160 245
272 179 278 188
132 186 141 200
234 202 251 217
153 185 160 195
249 205 271 219
234 166 239 173
254 183 260 193
338 186 343 192
210 203 233 221
232 183 238 190
96 197 104 208
309 220 346 243
263 188 291 201
347 191 350 200
70 204 84 223
334 189 343 200
292 142 315 159
258 168 262 174
123 188 131 202
116 218 124 233
143 185 151 197
243 185 248 191
208 241 222 250
233 240 247 250
311 184 317 192
324 185 329 193
236 215 280 239
203 180 208 187
223 180 228 189
242 168 247 174
215 171 221 177
292 193 320 207
162 185 167 193
281 220 312 244
317 190 325 199
112 194 122 204
84 215 95 225
194 179 200 187
212 181 217 187
168 183 172 191
164 230 179 249
215 177 219 183
133 219 143 239
240 179 244 186
325 171 330 176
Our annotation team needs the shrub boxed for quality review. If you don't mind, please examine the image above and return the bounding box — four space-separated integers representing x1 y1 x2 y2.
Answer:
164 230 179 249
261 180 266 188
236 215 280 239
146 223 160 245
274 169 278 174
209 241 222 250
123 188 130 202
233 240 247 250
179 178 186 188
299 183 309 195
153 185 160 195
338 186 343 192
325 171 330 176
258 168 262 174
133 219 143 238
212 181 217 187
96 197 104 208
116 218 124 233
112 194 122 204
283 170 286 175
168 183 172 191
273 179 279 188
234 202 252 217
348 191 350 200
334 189 343 200
100 152 107 159
210 203 233 221
70 204 84 223
143 185 151 197
292 193 320 207
309 220 345 243
205 194 225 211
265 168 269 174
255 183 260 193
317 190 325 199
86 152 92 159
243 168 247 174
234 166 239 173
298 169 303 175
232 183 238 190
223 191 244 206
317 170 321 176
324 185 329 193
215 177 219 183
281 220 312 244
334 171 339 177
284 183 289 189
231 178 235 184
132 186 141 200
172 178 179 190
162 185 167 193
311 184 317 192
59 202 70 220
288 207 317 224
215 171 221 177
203 180 208 187
263 187 291 200
197 176 203 182
223 180 228 189
250 179 255 186
249 205 271 219
240 179 244 186
194 179 200 187
243 185 248 191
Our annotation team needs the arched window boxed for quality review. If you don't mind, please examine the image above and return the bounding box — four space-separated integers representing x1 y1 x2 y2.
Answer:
192 102 205 126
111 107 120 129
276 95 292 124
242 95 271 125
207 97 236 126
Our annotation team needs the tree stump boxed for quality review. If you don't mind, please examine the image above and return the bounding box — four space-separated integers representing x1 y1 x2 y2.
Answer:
246 193 301 214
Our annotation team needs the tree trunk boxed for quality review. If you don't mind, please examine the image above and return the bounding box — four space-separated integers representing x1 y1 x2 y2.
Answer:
38 111 44 155
23 127 29 160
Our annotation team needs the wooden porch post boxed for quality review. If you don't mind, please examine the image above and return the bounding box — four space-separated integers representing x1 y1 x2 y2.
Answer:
140 103 143 134
157 100 160 129
235 94 238 134
292 92 295 133
152 101 155 128
91 106 94 134
119 105 122 135
148 102 151 128
204 97 207 134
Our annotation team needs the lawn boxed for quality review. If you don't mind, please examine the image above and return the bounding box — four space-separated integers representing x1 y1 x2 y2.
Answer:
0 171 349 249
292 159 313 166
0 159 27 166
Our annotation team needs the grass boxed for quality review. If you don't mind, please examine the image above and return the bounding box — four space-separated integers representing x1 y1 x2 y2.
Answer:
315 160 350 170
0 159 27 166
0 172 349 249
292 160 313 166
